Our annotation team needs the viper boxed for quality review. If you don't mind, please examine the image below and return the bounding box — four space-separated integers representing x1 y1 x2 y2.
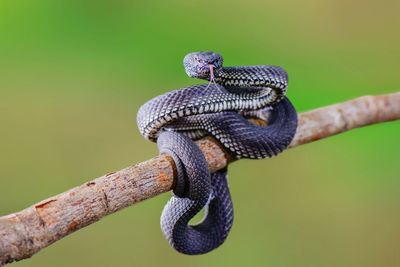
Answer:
136 51 297 255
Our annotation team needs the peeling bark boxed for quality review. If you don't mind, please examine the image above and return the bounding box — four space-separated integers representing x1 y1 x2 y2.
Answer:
0 92 399 265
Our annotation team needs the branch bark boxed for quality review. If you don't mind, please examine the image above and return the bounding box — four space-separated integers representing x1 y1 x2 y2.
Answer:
1 92 399 265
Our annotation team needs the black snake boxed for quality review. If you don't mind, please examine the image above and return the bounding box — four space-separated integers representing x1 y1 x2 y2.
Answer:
136 51 298 255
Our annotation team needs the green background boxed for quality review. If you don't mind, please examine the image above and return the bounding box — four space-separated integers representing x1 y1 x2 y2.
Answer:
1 0 399 266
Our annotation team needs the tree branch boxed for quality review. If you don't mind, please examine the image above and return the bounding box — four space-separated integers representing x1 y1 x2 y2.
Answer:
1 92 399 265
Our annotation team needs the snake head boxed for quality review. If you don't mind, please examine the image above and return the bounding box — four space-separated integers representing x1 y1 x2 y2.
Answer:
183 51 223 80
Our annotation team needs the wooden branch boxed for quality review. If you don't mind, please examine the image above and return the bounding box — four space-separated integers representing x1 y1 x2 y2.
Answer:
1 92 399 265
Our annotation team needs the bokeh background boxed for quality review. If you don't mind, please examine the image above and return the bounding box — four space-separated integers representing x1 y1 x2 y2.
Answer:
1 0 399 266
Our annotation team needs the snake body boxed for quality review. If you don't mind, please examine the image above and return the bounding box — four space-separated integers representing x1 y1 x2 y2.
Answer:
136 51 297 254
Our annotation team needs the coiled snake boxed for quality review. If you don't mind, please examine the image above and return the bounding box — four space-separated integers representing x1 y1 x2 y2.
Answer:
137 51 297 255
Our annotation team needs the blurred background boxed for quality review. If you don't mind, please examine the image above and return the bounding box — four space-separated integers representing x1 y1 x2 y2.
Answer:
1 0 399 266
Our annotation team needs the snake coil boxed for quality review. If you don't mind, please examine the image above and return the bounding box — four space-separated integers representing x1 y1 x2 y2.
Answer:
137 51 297 254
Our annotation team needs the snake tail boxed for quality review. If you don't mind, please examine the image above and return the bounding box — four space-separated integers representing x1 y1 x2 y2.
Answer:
157 131 234 255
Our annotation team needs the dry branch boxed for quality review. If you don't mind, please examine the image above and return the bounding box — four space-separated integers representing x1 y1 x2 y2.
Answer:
1 92 399 265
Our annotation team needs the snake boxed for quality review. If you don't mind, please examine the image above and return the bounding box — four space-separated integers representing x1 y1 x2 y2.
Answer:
136 51 298 255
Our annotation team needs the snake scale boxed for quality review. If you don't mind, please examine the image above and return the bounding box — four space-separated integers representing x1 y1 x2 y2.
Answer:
137 51 298 255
